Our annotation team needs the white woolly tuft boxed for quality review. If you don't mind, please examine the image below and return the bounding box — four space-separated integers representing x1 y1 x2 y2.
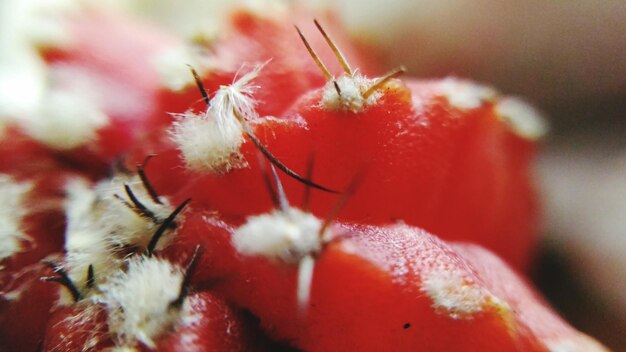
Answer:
97 256 186 349
233 207 323 263
63 175 175 296
170 62 267 173
0 0 77 120
234 207 324 310
0 175 33 261
210 61 266 124
95 174 175 251
421 269 506 319
495 97 548 140
439 77 497 110
321 72 378 112
63 178 119 295
170 111 246 172
22 88 109 150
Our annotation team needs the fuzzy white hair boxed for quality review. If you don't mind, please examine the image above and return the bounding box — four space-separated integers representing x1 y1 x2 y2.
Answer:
321 71 380 113
96 174 174 251
0 174 32 261
170 111 246 172
421 269 508 319
495 97 548 140
22 88 109 150
439 77 497 110
233 206 325 309
233 207 323 263
97 256 186 349
63 174 175 297
170 62 267 173
63 178 118 295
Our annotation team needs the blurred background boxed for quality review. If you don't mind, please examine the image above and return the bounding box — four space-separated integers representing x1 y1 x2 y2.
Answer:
2 0 625 349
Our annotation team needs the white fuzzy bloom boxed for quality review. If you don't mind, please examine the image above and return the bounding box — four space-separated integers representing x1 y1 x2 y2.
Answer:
63 175 174 295
495 97 548 140
98 256 186 349
0 0 122 151
422 269 507 319
234 207 325 309
233 207 323 263
95 175 175 251
171 111 246 172
0 0 77 120
0 175 33 261
22 88 110 150
439 77 498 110
321 72 379 112
210 62 265 125
63 178 118 294
170 62 267 172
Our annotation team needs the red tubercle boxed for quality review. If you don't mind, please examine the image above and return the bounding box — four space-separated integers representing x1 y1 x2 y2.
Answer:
153 291 281 352
170 214 536 351
160 211 242 287
156 76 540 269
